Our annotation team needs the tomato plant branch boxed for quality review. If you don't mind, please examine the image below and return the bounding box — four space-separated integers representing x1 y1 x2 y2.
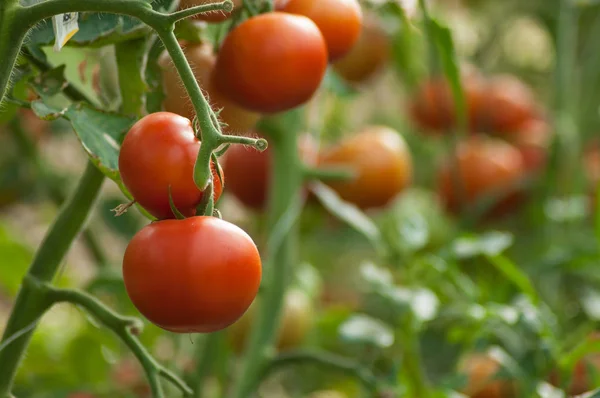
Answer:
167 0 233 24
303 166 355 182
36 281 193 397
192 332 223 398
0 2 28 105
0 162 104 397
262 350 379 392
231 113 304 398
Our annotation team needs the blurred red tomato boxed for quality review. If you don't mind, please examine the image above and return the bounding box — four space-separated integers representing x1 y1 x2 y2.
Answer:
438 136 526 215
507 118 551 173
221 133 316 210
333 18 389 84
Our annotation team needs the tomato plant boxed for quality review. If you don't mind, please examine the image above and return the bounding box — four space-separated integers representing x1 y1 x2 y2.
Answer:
280 0 363 61
178 0 242 22
213 12 328 113
318 126 412 209
118 112 223 220
123 216 262 333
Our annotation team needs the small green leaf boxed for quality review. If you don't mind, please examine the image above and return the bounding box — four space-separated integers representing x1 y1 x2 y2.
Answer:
64 102 136 181
339 314 394 348
30 100 66 120
487 255 539 305
29 65 68 100
452 231 514 259
309 181 381 250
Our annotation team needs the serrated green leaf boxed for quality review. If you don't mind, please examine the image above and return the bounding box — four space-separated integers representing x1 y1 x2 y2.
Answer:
30 100 66 120
29 65 68 100
63 102 135 181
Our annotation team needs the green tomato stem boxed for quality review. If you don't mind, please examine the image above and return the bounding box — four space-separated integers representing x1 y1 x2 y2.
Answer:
167 0 233 24
193 332 223 398
0 2 27 106
303 166 355 182
0 161 104 397
230 114 304 398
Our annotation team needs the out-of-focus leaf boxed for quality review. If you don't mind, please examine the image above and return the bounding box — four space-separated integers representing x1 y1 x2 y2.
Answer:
30 100 66 121
322 69 358 98
359 262 394 288
29 65 68 100
545 195 588 222
294 262 323 300
309 182 382 250
487 255 539 305
339 314 394 348
452 231 514 259
0 223 33 297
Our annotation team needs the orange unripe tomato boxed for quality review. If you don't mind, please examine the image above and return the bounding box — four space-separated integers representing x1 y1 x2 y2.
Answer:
458 353 518 398
118 112 223 220
333 19 389 84
123 216 262 333
319 126 412 209
159 43 260 134
214 12 328 113
228 289 313 352
178 0 242 23
438 137 525 214
281 0 363 61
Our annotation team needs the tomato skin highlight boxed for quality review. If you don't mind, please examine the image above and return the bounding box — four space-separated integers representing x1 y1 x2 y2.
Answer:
118 112 223 220
281 0 363 61
159 43 260 134
319 126 413 209
178 0 242 23
214 12 328 114
123 216 262 333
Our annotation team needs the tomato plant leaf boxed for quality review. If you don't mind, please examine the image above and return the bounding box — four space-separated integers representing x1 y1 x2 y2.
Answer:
322 69 358 98
63 102 135 181
30 100 66 121
29 65 68 100
486 255 539 305
309 181 382 251
25 0 177 50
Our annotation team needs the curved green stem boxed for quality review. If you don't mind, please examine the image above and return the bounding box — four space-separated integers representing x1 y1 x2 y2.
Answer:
231 114 304 398
167 0 233 24
0 2 27 105
0 161 104 396
39 283 192 397
263 350 379 392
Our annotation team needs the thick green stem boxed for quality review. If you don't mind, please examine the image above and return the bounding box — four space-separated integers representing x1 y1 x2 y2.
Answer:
193 332 223 398
231 116 304 398
0 162 104 396
0 2 27 106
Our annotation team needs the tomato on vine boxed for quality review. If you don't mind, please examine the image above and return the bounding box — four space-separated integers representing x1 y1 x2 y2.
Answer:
123 216 262 333
159 43 260 134
280 0 363 61
118 112 223 220
213 12 328 113
333 18 389 84
178 0 241 22
222 133 316 210
318 126 413 209
437 136 525 215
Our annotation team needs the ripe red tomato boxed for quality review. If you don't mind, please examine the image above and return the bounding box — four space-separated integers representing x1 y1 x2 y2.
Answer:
409 72 485 133
213 12 328 113
123 216 262 333
178 0 242 22
458 353 518 398
228 288 313 352
159 43 260 134
118 112 223 220
480 75 540 134
221 133 316 210
318 126 412 209
333 19 389 84
507 118 550 173
438 137 525 214
281 0 363 61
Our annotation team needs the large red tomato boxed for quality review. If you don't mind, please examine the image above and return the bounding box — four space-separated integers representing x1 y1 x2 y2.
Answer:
178 0 242 23
280 0 363 61
318 126 412 209
333 19 389 84
159 43 260 134
213 12 328 113
221 133 316 210
118 112 223 220
123 216 262 333
437 137 525 214
458 353 518 398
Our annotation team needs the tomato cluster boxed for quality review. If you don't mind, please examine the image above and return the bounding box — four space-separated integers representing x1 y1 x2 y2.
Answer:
119 113 262 333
